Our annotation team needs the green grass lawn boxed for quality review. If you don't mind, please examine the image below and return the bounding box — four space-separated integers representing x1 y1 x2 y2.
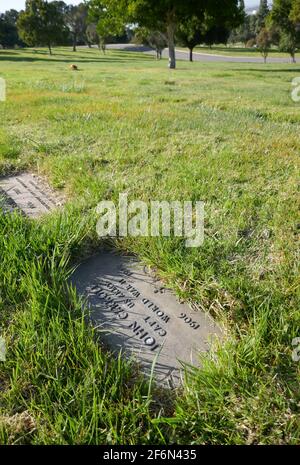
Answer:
0 47 299 444
190 45 296 59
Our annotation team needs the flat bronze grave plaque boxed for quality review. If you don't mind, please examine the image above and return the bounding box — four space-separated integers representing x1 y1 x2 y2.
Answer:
0 173 60 218
71 252 222 386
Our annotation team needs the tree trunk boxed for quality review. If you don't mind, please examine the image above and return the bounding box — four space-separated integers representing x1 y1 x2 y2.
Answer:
189 48 193 62
48 43 52 55
291 53 296 63
73 34 77 52
167 21 176 69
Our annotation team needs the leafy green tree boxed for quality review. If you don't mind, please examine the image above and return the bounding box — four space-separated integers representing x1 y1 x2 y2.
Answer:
255 0 269 34
88 0 105 50
204 24 231 48
96 0 243 69
17 0 68 55
0 10 24 48
290 0 300 24
88 0 124 53
96 15 122 52
249 13 258 37
86 22 100 48
65 3 88 52
176 17 204 62
256 27 272 62
176 16 231 61
229 1 260 47
134 27 168 59
270 0 300 62
279 31 298 61
230 13 256 46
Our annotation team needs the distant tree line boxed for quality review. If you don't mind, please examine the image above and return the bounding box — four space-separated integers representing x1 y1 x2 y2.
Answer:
0 9 25 48
0 0 299 65
230 0 300 63
0 0 130 55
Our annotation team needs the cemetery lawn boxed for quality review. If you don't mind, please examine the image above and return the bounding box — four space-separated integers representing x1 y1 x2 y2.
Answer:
191 45 292 58
0 47 299 445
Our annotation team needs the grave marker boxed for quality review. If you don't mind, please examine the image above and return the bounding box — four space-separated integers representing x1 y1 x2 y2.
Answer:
71 252 222 386
0 173 61 218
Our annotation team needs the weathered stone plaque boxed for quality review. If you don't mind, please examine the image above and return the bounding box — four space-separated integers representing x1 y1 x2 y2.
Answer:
71 252 222 386
0 173 60 218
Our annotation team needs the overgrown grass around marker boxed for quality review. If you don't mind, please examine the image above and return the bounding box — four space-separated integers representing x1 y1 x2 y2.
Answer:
0 210 170 444
0 47 299 444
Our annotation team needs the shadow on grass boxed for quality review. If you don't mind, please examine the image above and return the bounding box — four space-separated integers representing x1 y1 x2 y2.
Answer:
245 67 300 73
0 48 156 64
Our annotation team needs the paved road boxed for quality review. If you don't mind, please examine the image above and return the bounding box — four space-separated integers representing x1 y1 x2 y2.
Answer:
106 43 296 64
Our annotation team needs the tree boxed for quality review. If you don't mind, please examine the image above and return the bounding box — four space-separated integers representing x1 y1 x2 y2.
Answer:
176 16 231 61
255 0 269 34
290 0 300 23
249 13 258 38
279 31 298 62
176 17 204 62
256 27 272 62
230 13 256 46
17 0 68 55
65 3 88 52
0 10 23 48
229 1 259 47
96 14 121 52
97 0 243 69
134 27 168 59
204 25 231 48
88 0 124 53
270 0 300 63
202 7 240 49
86 22 100 48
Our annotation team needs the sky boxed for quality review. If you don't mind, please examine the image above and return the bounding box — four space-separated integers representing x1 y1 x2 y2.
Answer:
0 0 260 14
0 0 82 12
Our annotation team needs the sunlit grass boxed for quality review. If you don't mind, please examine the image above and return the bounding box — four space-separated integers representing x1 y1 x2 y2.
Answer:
0 47 299 444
